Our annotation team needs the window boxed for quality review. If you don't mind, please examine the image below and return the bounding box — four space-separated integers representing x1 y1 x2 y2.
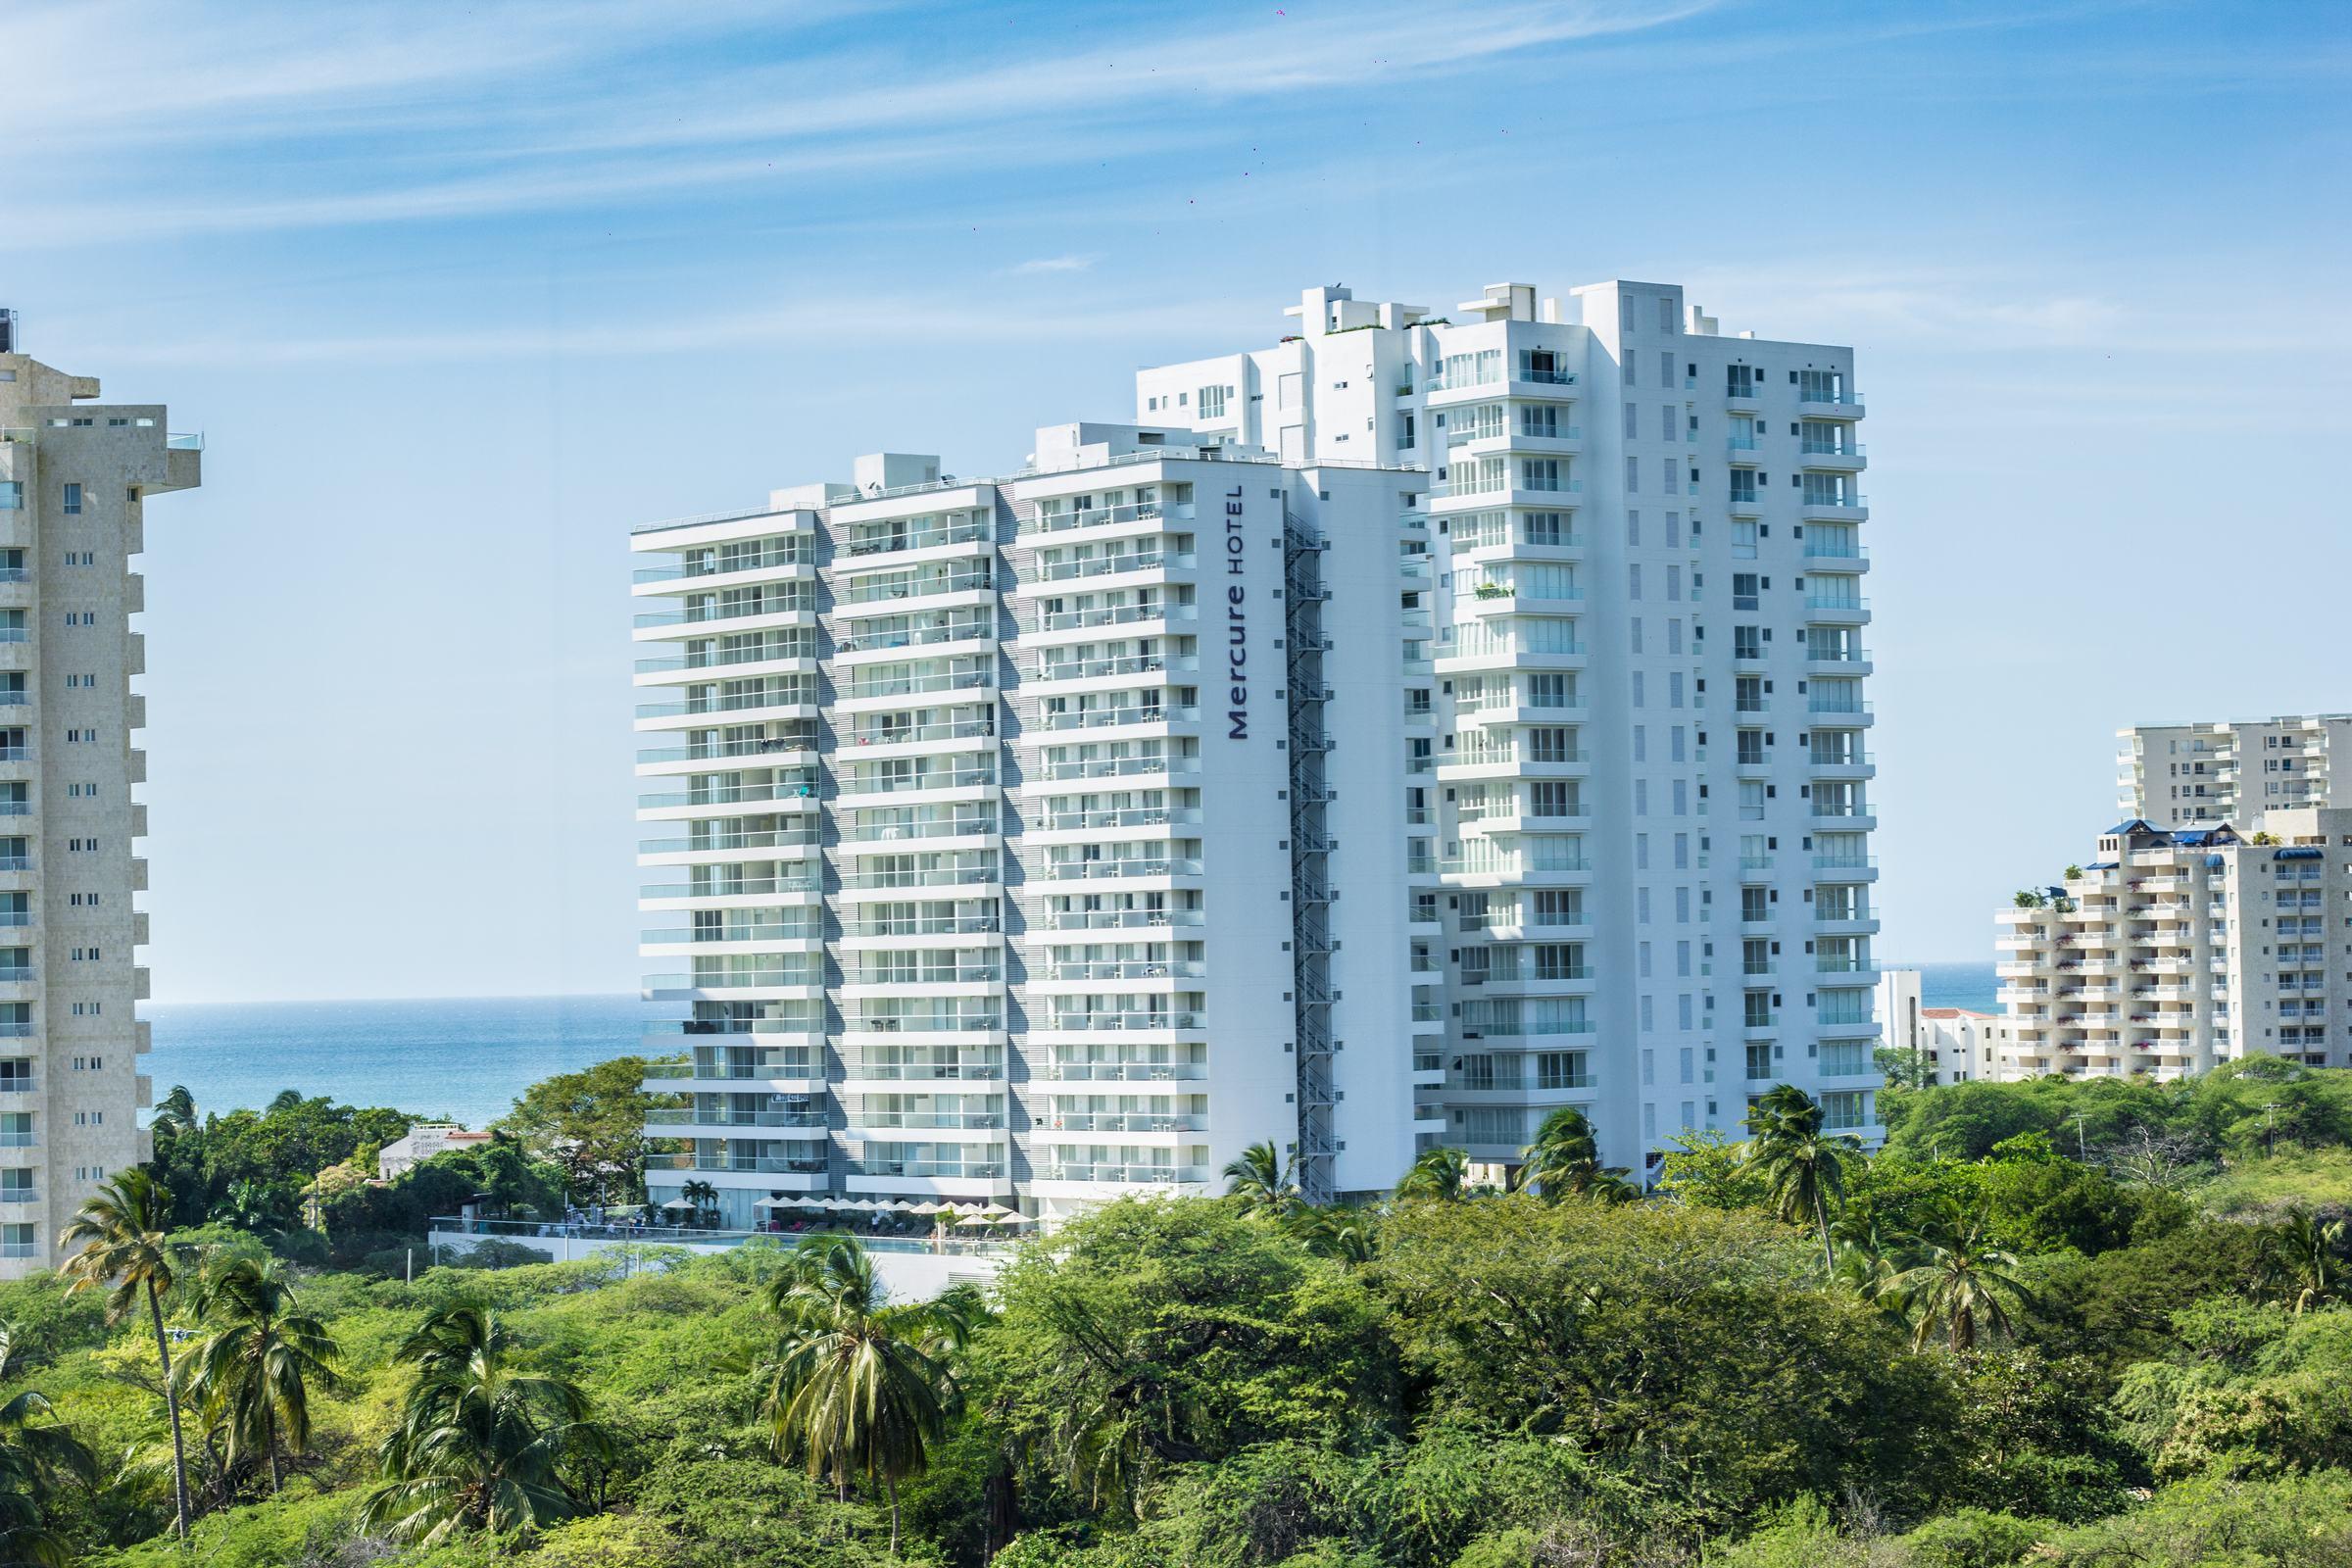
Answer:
1197 385 1229 420
1733 625 1762 661
1732 573 1760 612
61 483 82 514
1658 297 1677 333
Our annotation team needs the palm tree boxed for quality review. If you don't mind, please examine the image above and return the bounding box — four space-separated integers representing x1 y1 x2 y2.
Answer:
2268 1208 2346 1315
151 1085 197 1135
179 1257 344 1493
361 1303 612 1544
1287 1203 1377 1263
0 1322 94 1566
679 1179 719 1227
1221 1141 1299 1219
207 1178 289 1236
1513 1106 1637 1201
1741 1085 1861 1272
1394 1146 1469 1201
267 1090 304 1115
1886 1218 2034 1352
59 1170 193 1541
761 1233 972 1553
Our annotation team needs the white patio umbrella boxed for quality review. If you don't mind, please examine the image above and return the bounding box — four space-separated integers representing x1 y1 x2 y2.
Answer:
978 1202 1017 1218
908 1200 945 1214
659 1197 697 1211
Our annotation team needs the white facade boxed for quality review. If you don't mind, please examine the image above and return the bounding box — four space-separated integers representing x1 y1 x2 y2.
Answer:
0 319 196 1276
632 274 1883 1216
1875 968 2011 1085
631 424 1427 1220
1138 280 1881 1179
2121 714 2352 825
377 1124 491 1179
1993 808 2350 1079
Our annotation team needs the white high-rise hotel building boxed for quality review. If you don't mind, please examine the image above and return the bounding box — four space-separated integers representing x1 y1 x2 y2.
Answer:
631 277 1879 1223
0 315 196 1276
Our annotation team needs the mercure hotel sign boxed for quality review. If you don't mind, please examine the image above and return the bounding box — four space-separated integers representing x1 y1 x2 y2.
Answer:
1223 486 1250 740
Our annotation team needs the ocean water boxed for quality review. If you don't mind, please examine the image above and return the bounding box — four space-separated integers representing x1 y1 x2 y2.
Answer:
143 995 641 1127
146 969 2005 1130
1903 961 2001 1014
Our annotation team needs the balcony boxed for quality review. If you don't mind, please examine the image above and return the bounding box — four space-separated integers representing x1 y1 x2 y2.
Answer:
633 544 813 586
1018 500 1196 539
1036 1054 1205 1083
1036 959 1203 983
1034 1163 1205 1186
838 570 994 608
1035 857 1200 883
840 519 992 559
653 1108 828 1130
1042 1111 1206 1134
1041 1010 1204 1033
1031 601 1194 635
1033 550 1194 584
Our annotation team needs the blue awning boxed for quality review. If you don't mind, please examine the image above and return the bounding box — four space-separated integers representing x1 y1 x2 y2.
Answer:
2276 847 2323 860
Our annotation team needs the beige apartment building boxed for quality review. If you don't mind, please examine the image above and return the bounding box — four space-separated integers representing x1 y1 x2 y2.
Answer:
0 313 197 1275
2121 714 2351 826
1993 808 2348 1080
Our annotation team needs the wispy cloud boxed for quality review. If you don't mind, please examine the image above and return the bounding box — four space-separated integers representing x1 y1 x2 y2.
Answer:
9 0 1720 241
1006 254 1100 276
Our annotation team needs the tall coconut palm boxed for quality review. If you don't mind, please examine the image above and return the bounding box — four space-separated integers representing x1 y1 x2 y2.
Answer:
1394 1146 1469 1201
761 1234 973 1552
1741 1085 1861 1273
2268 1207 2346 1316
1513 1106 1637 1201
1886 1218 2034 1352
679 1179 719 1226
179 1257 344 1493
361 1304 612 1544
58 1169 192 1541
1220 1141 1299 1219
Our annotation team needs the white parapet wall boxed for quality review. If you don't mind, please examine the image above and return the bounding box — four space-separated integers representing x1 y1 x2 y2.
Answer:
426 1224 1007 1301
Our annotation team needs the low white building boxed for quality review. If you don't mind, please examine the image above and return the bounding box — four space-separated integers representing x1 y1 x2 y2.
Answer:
377 1124 491 1179
1876 969 2014 1084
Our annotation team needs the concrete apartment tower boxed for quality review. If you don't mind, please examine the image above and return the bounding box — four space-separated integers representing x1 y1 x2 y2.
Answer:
0 312 197 1275
631 274 1883 1224
2119 714 2352 826
1992 807 2349 1079
1139 280 1881 1179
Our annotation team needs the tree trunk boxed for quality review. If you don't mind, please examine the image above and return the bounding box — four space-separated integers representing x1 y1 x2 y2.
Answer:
147 1281 192 1540
265 1396 282 1493
1814 1187 1836 1275
888 1474 901 1556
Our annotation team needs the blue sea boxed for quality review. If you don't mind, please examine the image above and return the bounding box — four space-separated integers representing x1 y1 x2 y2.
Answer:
1902 961 2000 1014
143 996 641 1128
145 967 2002 1129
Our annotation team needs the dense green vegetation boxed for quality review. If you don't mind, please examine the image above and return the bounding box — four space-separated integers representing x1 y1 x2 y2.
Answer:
0 1059 2347 1564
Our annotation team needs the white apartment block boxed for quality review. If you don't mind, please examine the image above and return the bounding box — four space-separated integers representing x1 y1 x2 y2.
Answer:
1875 968 2014 1085
631 275 1882 1221
1139 280 1880 1178
2121 714 2352 826
1993 808 2350 1079
0 314 195 1275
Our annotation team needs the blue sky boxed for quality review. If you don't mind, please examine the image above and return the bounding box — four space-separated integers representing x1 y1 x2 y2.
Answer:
5 0 2346 1002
